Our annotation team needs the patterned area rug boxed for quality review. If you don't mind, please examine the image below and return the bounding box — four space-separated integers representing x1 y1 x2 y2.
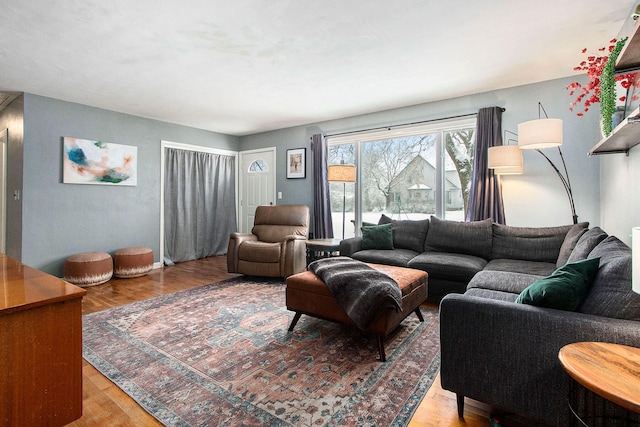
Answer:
83 276 441 426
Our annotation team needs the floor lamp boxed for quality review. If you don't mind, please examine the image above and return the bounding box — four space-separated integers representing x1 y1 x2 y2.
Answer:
518 102 578 224
488 130 524 176
327 163 357 239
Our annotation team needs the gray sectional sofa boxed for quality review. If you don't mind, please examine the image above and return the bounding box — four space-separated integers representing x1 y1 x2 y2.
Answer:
341 215 640 426
339 215 584 301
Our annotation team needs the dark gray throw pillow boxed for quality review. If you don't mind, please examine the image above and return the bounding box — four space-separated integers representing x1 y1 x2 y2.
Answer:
424 216 492 259
492 222 585 263
556 223 589 267
378 214 429 253
566 227 608 263
579 236 640 321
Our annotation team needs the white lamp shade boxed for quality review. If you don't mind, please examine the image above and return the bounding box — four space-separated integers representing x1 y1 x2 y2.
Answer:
327 164 356 182
494 164 524 175
633 227 640 294
517 118 563 149
488 145 523 175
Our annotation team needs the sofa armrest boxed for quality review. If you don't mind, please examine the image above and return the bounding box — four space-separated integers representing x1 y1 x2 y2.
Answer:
439 294 640 426
340 237 362 257
227 233 257 273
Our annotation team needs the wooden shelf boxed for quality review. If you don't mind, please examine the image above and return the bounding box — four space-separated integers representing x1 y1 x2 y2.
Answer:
589 106 640 155
616 18 640 71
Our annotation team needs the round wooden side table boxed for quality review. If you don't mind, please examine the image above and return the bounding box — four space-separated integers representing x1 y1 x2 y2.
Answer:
305 238 341 265
559 342 640 426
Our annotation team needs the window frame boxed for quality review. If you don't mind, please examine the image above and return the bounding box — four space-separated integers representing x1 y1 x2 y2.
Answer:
327 116 476 236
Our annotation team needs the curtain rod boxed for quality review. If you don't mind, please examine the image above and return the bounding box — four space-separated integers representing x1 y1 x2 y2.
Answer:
323 108 505 139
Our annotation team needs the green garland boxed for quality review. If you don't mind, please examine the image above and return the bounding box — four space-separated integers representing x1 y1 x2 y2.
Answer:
600 37 627 137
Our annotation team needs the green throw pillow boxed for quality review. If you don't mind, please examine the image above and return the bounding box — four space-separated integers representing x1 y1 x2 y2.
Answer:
361 223 394 250
515 257 601 311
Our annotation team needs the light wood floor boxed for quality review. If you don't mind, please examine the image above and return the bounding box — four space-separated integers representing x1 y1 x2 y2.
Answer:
66 255 516 427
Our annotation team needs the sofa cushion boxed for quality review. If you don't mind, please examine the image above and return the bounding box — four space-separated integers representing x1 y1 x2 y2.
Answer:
491 223 584 263
515 258 601 311
379 214 429 253
484 259 557 277
566 227 608 263
424 216 492 260
579 236 640 321
556 223 589 267
361 223 393 250
467 270 542 295
464 287 520 302
352 248 417 267
408 251 487 283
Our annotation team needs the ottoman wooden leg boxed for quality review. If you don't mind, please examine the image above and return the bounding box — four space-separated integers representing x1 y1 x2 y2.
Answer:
288 312 302 331
377 335 386 362
414 307 424 322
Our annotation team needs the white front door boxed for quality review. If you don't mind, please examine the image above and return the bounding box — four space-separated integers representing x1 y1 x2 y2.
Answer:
239 148 276 233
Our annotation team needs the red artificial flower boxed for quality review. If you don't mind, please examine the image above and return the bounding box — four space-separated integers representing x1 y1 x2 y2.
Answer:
566 38 634 116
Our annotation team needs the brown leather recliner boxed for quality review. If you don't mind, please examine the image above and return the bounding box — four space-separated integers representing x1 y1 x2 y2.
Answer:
227 204 310 277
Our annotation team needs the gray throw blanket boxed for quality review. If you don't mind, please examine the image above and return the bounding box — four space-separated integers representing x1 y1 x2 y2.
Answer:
308 257 402 330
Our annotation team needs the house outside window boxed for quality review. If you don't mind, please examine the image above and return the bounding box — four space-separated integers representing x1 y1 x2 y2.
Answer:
328 117 476 239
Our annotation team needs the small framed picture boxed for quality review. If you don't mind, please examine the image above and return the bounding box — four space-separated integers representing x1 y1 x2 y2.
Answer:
286 148 306 179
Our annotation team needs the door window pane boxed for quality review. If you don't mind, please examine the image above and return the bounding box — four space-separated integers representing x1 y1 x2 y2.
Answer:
248 159 267 172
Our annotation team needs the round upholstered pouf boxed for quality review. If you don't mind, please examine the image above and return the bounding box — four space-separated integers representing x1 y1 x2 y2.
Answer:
64 251 113 287
113 246 154 278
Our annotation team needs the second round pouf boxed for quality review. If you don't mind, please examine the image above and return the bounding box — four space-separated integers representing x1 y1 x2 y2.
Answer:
113 246 154 278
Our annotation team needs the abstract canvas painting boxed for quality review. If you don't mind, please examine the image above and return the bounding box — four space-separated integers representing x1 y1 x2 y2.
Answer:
63 137 137 186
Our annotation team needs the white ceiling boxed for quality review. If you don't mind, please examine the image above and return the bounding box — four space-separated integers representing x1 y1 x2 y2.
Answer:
0 1 635 136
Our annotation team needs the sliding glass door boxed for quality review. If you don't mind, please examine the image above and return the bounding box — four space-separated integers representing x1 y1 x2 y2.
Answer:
328 117 475 238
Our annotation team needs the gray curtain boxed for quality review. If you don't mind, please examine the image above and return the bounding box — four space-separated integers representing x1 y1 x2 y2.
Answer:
164 148 237 263
465 107 506 224
311 133 334 239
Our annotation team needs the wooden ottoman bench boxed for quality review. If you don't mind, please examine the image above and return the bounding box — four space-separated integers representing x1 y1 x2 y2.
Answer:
286 263 428 361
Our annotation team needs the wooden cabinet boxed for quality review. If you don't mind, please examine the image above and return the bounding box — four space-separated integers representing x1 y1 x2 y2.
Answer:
0 254 86 427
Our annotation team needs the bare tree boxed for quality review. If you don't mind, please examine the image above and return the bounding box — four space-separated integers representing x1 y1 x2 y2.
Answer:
361 136 431 210
445 129 474 214
328 144 354 164
328 129 474 216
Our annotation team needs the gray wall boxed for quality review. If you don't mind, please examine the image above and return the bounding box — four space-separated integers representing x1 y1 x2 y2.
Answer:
8 74 617 276
240 76 601 229
19 94 239 276
600 151 640 246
